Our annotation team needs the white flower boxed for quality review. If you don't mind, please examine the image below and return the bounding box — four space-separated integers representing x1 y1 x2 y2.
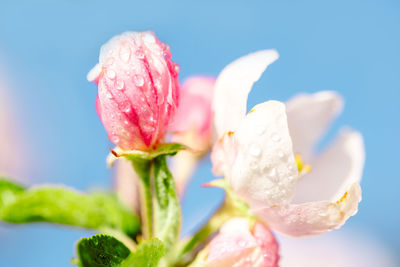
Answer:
211 50 365 236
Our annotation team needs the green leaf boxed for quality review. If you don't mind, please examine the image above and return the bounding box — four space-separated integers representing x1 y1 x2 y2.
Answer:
0 178 139 236
152 156 181 252
77 234 130 267
121 238 165 267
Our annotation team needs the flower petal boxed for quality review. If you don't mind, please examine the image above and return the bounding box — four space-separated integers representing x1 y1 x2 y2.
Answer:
213 50 279 138
286 91 344 161
230 101 298 208
293 129 365 203
254 183 361 237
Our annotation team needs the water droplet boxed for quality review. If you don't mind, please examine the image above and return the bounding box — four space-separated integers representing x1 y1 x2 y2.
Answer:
133 74 144 87
271 132 281 142
105 57 114 66
249 145 261 157
135 50 145 59
149 116 154 122
250 161 258 170
106 92 113 99
163 43 170 51
111 136 120 144
174 63 180 74
278 151 285 158
124 106 131 113
119 45 131 62
124 120 129 125
106 69 116 79
115 80 125 90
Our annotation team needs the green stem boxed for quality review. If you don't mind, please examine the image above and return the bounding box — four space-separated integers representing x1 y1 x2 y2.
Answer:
130 158 152 240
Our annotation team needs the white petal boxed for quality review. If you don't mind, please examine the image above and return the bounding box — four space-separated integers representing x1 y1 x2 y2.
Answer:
254 183 361 237
286 91 343 161
293 129 365 203
213 50 279 138
87 63 102 82
231 101 298 208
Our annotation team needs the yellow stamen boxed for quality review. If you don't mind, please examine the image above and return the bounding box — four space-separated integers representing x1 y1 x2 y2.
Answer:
294 154 311 174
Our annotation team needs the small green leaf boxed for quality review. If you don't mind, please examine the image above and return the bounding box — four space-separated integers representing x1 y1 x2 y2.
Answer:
0 178 139 236
121 238 165 267
77 234 130 267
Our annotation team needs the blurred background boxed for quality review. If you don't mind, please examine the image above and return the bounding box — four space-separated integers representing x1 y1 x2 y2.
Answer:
0 0 399 266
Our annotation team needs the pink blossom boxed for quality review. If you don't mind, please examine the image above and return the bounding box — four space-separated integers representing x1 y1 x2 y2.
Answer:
206 218 279 267
88 31 180 151
170 76 215 151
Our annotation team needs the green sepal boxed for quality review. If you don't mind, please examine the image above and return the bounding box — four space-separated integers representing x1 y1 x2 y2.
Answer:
0 178 140 236
76 234 131 267
107 143 187 166
121 238 165 267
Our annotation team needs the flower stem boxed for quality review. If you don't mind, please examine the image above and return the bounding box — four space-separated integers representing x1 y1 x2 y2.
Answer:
130 158 152 240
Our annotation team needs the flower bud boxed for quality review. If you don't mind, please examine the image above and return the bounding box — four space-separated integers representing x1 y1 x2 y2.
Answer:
170 76 215 151
205 218 279 267
88 31 180 150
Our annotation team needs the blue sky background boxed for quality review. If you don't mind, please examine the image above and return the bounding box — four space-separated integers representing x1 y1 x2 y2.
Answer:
0 0 399 266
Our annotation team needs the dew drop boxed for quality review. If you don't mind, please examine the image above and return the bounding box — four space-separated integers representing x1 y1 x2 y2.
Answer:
174 63 180 74
271 132 281 142
124 106 131 113
133 74 145 87
250 161 258 170
111 136 120 144
135 50 145 59
106 92 113 99
115 80 125 90
249 145 261 157
124 120 129 125
105 57 114 66
106 69 116 79
278 151 285 158
163 43 170 51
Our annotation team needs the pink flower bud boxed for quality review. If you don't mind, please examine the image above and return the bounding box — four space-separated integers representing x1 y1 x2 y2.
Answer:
88 31 180 150
206 218 279 267
170 76 215 151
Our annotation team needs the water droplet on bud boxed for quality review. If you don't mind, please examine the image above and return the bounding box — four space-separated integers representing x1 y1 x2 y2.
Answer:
115 80 125 90
135 50 145 59
106 69 116 79
133 74 144 87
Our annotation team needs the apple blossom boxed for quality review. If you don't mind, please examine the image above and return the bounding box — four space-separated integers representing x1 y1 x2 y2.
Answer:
211 50 364 236
88 31 180 151
204 218 279 267
170 76 215 194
